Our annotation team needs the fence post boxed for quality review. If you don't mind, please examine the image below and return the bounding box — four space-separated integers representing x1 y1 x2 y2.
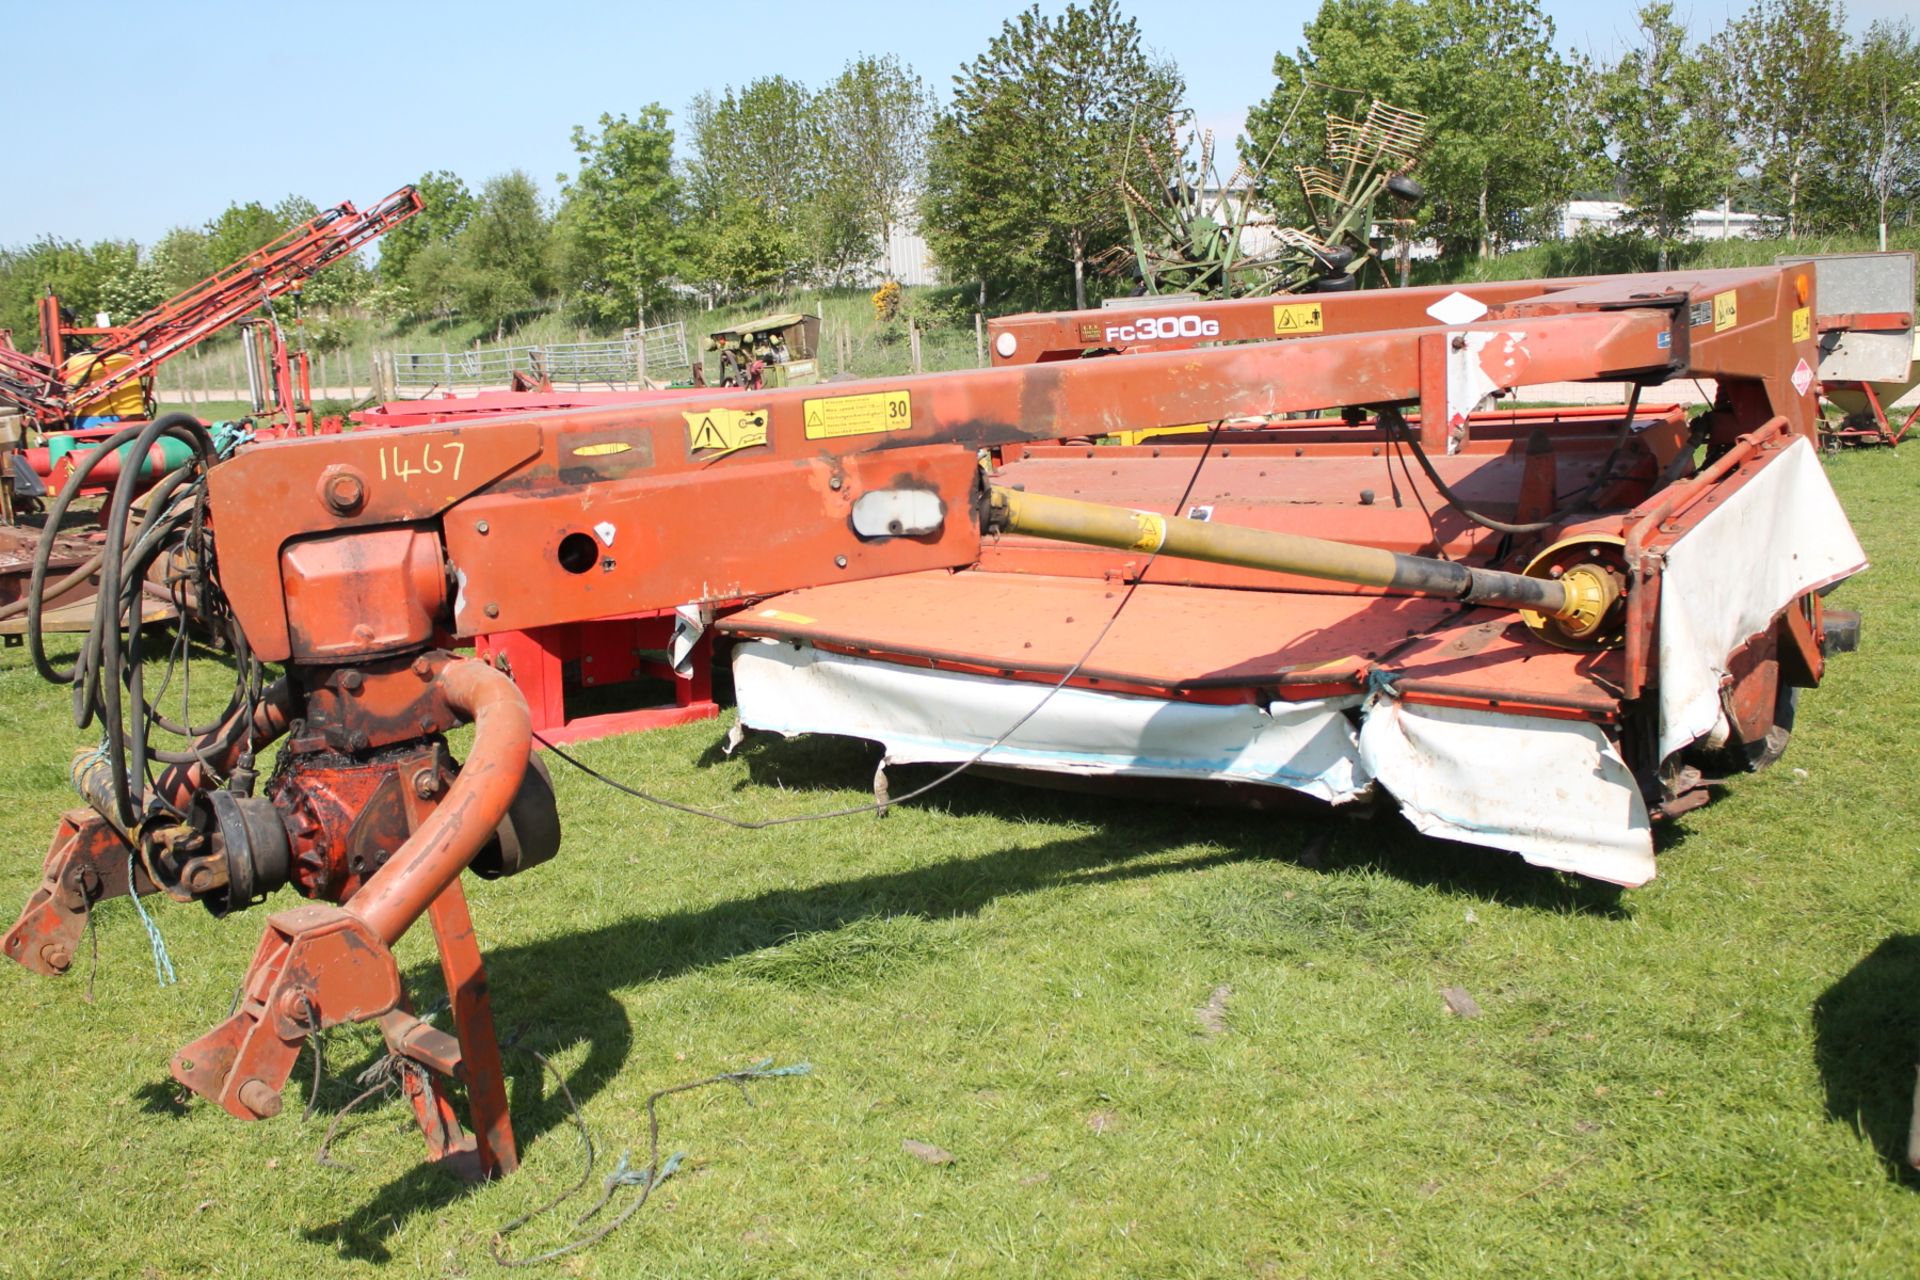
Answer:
909 320 922 375
974 312 985 368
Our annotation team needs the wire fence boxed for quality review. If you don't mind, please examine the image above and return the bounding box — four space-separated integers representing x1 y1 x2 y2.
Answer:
385 322 690 393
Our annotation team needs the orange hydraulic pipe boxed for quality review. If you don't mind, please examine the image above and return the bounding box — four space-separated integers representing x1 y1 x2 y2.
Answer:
347 659 530 944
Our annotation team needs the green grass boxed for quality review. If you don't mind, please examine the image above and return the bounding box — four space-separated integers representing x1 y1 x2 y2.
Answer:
0 448 1917 1277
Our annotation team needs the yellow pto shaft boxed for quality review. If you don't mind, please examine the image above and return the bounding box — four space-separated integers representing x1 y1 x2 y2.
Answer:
985 485 1621 647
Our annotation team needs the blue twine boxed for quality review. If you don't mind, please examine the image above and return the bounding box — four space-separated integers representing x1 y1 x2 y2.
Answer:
606 1149 685 1190
1364 667 1402 700
125 851 177 986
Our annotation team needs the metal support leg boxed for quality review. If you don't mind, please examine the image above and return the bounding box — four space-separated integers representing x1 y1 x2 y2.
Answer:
426 879 517 1177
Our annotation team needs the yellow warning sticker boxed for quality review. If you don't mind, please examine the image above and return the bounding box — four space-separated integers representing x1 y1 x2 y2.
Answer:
1792 306 1811 342
1272 302 1325 335
1713 291 1738 333
572 441 632 457
803 389 912 439
684 407 769 455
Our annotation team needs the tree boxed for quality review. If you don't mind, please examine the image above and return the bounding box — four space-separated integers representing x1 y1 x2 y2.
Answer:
683 76 839 290
687 77 820 219
1244 0 1417 222
1715 0 1848 236
817 55 936 251
203 201 290 271
922 0 1184 310
1422 0 1582 256
404 240 462 323
93 242 165 324
1593 2 1738 267
1244 0 1582 260
0 238 157 343
1829 21 1920 248
557 108 681 327
693 198 807 295
379 170 474 285
453 171 555 335
148 226 213 299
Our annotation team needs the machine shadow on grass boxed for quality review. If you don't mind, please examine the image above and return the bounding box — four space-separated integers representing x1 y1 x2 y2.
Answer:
705 728 1633 916
1813 934 1920 1188
302 729 1629 1259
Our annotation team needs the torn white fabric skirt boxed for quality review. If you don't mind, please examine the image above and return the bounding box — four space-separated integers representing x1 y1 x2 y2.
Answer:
1656 436 1867 761
732 642 1659 885
1356 697 1653 886
731 642 1369 803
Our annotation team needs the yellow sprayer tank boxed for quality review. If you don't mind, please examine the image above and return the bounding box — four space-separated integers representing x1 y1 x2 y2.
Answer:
61 351 146 420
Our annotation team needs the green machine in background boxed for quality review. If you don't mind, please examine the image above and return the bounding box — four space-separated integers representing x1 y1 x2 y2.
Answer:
705 313 823 389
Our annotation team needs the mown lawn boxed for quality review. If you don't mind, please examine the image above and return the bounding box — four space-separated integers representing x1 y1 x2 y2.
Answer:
0 447 1915 1278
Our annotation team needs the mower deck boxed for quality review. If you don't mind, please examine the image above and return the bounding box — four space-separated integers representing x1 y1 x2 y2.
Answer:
722 407 1696 885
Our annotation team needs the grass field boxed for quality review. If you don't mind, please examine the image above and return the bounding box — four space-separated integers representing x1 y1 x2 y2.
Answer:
0 447 1916 1278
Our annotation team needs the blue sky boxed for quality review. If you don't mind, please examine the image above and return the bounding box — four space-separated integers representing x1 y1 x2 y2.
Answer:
7 0 1912 246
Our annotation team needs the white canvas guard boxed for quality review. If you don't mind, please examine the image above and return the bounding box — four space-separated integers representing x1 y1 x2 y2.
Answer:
731 641 1371 803
1358 695 1656 886
1656 437 1867 761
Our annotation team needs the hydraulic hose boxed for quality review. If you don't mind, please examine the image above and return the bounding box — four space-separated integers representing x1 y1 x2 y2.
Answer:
26 412 237 828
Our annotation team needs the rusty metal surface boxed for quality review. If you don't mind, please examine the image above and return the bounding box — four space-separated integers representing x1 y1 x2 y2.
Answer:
344 658 530 943
171 904 404 1119
985 279 1605 364
0 811 152 975
205 285 1711 663
160 657 533 1141
0 522 91 611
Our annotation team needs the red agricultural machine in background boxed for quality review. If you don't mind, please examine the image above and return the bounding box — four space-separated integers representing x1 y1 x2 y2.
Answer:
0 187 422 640
0 185 421 504
0 260 1884 1202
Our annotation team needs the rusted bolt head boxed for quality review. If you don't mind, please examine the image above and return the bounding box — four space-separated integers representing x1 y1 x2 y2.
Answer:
413 655 434 679
339 670 364 693
319 466 367 516
186 865 213 892
351 623 375 644
237 1078 283 1119
277 989 310 1025
39 942 72 972
484 602 501 619
411 768 439 799
1450 334 1468 351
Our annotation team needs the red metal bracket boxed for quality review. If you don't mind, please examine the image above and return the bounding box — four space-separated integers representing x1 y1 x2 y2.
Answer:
1 810 148 976
172 904 402 1118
